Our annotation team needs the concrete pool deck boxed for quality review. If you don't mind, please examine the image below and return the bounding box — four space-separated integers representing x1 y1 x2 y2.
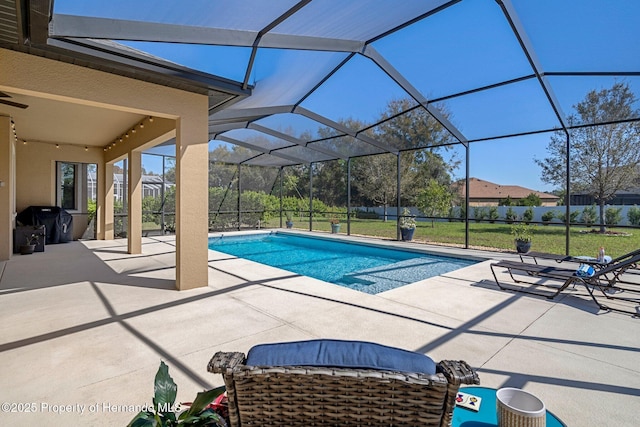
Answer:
0 231 638 426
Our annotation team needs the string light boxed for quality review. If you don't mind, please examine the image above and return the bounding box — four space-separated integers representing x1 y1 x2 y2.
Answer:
11 120 18 140
103 116 153 151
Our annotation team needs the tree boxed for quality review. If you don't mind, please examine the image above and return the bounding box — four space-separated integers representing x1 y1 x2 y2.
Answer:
415 179 454 227
499 196 513 206
376 98 456 150
163 157 176 184
351 153 398 220
535 82 640 232
351 98 458 217
376 98 459 205
313 160 347 206
519 193 541 207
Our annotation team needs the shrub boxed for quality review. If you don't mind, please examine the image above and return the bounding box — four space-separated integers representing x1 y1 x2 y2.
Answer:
500 196 513 206
458 205 466 221
473 206 487 223
519 193 541 207
355 209 380 219
628 205 640 226
505 207 518 224
605 206 622 226
558 210 580 223
580 205 597 225
522 207 534 224
488 206 499 223
87 199 96 224
541 210 555 223
324 206 348 222
281 196 306 217
449 206 466 222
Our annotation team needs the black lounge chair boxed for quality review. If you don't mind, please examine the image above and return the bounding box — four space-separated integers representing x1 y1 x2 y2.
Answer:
518 248 640 285
490 253 640 316
520 248 640 266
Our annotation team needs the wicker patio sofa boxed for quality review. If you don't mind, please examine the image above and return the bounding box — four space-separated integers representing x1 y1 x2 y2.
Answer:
208 339 480 426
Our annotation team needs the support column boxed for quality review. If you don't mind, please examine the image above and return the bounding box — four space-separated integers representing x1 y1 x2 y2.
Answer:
465 144 470 249
279 167 283 228
175 114 209 290
97 162 114 240
565 132 571 255
237 164 241 230
347 158 351 236
396 153 401 241
309 164 313 231
128 150 142 254
0 116 15 260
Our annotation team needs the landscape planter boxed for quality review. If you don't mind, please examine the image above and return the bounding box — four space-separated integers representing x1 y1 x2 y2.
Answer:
331 223 341 234
515 240 531 253
20 244 36 255
401 227 415 241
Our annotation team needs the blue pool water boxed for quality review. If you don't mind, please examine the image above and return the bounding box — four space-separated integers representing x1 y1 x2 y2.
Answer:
208 232 477 294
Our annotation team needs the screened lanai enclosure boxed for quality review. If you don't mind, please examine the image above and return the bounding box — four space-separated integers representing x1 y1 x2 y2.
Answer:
49 0 640 255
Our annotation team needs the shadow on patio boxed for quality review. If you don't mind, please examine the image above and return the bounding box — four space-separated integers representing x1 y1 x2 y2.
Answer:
0 236 638 426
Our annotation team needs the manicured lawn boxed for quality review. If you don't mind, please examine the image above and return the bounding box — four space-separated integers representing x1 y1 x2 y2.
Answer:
274 218 638 259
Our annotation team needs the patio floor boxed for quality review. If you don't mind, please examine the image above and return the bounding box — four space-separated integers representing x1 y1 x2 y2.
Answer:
0 232 638 426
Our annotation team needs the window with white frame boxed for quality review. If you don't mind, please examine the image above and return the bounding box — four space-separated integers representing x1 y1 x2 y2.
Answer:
56 162 95 212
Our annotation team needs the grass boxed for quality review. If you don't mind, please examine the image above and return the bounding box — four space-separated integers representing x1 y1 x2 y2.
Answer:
270 218 638 259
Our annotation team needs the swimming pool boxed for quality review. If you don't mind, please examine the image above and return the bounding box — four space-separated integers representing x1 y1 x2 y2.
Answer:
208 232 478 294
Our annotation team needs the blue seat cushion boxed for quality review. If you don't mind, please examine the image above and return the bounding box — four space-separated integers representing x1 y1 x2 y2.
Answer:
245 339 436 375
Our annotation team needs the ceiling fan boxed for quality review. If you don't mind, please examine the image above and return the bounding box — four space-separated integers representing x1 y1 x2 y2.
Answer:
0 91 29 109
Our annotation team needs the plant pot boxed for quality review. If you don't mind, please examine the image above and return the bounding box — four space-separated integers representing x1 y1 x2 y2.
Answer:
331 223 341 234
515 240 531 253
20 244 36 255
286 221 294 229
401 227 415 241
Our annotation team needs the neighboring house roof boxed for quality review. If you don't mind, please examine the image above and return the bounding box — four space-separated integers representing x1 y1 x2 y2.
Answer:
455 178 559 201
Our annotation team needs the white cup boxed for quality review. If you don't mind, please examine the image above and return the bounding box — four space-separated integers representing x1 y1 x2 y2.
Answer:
496 387 546 427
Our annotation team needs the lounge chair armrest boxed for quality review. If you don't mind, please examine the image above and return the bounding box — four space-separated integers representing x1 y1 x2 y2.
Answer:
437 360 480 385
207 351 245 374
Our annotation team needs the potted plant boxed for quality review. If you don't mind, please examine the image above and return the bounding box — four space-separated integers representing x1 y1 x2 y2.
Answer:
285 211 294 228
128 361 228 427
330 215 341 233
399 208 416 241
164 221 176 234
20 233 40 255
511 223 534 253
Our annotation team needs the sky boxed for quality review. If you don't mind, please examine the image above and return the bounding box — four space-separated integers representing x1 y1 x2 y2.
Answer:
55 0 640 194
